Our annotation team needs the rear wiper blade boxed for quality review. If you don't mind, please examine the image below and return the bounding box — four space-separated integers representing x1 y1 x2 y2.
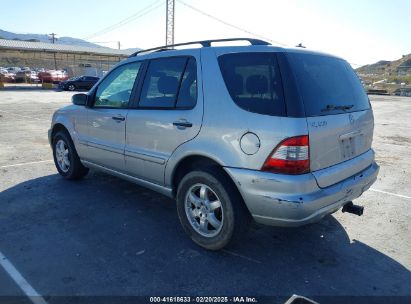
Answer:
321 104 354 112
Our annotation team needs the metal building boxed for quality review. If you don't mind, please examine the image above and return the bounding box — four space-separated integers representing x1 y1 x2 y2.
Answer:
0 39 132 77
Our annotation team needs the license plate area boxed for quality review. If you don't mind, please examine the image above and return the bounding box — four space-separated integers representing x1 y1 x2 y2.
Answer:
340 136 357 160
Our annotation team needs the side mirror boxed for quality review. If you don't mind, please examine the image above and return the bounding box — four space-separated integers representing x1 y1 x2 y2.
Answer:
72 93 87 106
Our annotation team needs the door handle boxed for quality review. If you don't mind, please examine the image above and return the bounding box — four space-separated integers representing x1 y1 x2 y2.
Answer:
173 121 192 128
112 115 125 122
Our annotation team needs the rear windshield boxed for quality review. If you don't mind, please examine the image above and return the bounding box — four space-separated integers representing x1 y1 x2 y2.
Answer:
287 53 370 116
218 52 286 116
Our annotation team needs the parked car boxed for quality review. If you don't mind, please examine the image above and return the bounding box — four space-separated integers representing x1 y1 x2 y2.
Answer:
393 88 411 97
7 67 21 73
0 69 15 82
29 71 40 83
59 76 100 91
15 70 32 82
49 38 379 250
38 70 68 83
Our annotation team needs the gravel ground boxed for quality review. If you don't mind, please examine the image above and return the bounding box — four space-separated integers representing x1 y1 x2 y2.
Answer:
0 90 410 303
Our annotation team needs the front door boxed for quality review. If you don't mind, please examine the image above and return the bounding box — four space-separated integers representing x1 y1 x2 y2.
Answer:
125 54 203 184
84 61 142 172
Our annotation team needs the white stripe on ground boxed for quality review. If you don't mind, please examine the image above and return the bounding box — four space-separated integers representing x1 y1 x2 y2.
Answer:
0 160 53 169
370 188 411 200
222 250 262 264
0 110 49 122
0 251 48 304
375 123 411 130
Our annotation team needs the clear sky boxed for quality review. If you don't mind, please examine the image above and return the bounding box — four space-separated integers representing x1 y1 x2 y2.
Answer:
2 0 410 66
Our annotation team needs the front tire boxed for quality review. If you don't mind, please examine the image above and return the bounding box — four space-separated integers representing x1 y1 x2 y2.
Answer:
176 168 251 250
52 131 89 180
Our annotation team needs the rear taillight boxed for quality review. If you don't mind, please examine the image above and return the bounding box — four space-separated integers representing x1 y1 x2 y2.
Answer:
261 135 310 175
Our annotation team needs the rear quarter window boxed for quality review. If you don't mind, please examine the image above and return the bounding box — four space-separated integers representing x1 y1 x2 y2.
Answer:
287 53 370 116
218 52 286 116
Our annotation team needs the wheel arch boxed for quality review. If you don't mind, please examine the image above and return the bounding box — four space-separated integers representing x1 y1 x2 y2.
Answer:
51 123 70 139
170 154 235 199
50 117 79 150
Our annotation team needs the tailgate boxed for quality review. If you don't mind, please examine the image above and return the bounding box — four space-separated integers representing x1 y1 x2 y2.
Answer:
285 52 374 188
307 109 374 188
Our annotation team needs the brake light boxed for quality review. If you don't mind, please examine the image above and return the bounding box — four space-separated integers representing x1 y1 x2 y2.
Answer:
261 135 310 174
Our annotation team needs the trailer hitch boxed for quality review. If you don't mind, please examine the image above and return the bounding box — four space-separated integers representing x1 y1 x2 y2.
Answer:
342 201 364 216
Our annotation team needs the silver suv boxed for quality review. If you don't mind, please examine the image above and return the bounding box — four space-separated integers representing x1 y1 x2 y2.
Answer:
49 38 379 250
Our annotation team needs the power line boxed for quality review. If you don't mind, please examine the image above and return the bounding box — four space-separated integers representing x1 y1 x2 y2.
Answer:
176 1 366 67
84 1 164 40
83 0 164 40
176 0 288 47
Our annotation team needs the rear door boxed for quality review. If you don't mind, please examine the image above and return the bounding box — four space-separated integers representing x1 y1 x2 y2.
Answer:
287 53 374 186
125 53 202 184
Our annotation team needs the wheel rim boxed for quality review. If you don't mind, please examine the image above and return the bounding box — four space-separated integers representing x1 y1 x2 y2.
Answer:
184 183 223 238
55 139 70 173
68 85 75 91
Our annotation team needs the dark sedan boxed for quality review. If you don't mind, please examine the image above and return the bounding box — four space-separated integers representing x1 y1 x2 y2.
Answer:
59 76 99 91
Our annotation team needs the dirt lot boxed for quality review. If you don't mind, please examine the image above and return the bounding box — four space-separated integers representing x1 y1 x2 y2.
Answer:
0 89 410 303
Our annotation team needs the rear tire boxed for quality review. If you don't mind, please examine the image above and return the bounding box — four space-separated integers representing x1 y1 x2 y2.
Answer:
67 84 76 91
52 131 88 180
176 168 251 250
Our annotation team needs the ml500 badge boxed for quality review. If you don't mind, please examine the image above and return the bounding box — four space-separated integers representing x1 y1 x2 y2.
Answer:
311 121 327 128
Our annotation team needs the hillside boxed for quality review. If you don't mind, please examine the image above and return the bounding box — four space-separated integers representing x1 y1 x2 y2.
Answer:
0 29 105 49
356 54 411 76
356 53 411 94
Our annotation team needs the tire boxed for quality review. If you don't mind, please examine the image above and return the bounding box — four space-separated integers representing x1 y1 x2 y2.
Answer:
52 131 89 180
67 84 76 91
176 168 251 250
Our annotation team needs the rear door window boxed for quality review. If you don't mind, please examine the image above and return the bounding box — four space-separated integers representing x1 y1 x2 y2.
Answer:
218 52 286 116
139 57 188 108
176 57 197 109
287 53 370 116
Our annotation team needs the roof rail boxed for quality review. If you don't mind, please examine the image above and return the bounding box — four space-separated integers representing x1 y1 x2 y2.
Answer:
129 38 271 57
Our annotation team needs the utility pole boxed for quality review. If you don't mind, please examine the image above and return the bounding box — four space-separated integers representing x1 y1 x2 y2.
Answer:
166 0 175 45
48 33 57 44
117 41 121 50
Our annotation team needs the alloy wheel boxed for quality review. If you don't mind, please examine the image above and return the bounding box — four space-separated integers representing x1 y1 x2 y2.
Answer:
55 139 70 172
184 183 224 237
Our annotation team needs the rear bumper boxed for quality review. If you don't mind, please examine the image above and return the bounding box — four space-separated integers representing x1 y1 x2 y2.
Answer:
224 162 379 227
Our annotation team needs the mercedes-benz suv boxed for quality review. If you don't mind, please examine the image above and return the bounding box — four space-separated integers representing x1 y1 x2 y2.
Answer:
49 38 379 250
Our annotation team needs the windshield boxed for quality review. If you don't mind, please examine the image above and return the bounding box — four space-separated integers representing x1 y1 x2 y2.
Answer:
287 53 370 116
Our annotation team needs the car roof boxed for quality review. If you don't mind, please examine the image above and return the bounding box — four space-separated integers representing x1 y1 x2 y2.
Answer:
125 44 342 64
